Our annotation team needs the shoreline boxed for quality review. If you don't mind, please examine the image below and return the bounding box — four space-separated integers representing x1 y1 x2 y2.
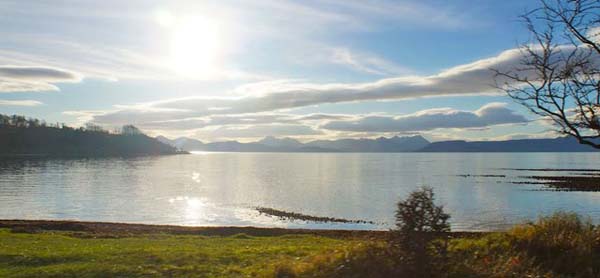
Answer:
0 219 483 238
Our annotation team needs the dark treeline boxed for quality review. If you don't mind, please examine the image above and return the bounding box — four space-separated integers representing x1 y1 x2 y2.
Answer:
0 114 181 157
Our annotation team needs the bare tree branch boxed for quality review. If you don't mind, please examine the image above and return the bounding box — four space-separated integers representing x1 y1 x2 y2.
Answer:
495 0 600 149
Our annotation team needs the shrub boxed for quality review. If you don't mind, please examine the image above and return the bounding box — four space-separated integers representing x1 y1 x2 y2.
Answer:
446 233 546 278
447 212 600 278
392 186 451 276
395 186 450 234
509 211 600 276
292 243 404 278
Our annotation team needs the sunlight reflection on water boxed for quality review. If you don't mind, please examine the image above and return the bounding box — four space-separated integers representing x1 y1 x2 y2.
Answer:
1 153 600 231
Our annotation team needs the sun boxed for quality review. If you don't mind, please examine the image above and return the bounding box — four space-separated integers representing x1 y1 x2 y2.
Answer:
158 13 222 77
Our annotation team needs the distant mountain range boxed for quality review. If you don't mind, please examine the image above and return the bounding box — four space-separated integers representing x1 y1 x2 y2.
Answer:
156 135 599 152
156 135 429 152
420 137 600 152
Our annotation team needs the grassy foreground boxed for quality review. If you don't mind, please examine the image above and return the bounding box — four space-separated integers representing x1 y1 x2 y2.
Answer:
0 227 381 278
2 212 600 277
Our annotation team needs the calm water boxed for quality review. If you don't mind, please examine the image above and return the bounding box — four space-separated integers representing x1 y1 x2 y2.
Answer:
1 153 600 231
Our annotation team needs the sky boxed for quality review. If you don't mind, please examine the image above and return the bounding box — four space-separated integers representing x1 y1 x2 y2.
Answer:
0 0 561 142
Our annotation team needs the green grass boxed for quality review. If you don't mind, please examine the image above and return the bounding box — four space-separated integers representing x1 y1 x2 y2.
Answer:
0 229 373 278
4 212 600 278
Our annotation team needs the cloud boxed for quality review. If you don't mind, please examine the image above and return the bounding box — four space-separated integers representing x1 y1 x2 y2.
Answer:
195 124 322 140
77 102 529 143
68 99 536 144
236 0 473 42
321 103 528 132
0 0 479 85
91 46 550 125
321 0 471 30
266 40 412 76
81 44 597 142
0 65 81 92
295 113 352 121
0 99 43 106
62 110 110 126
133 114 292 130
0 42 266 83
90 112 351 131
330 48 410 75
0 66 78 80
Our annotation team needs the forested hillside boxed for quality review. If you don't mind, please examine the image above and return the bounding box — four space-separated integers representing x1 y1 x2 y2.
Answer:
0 114 181 157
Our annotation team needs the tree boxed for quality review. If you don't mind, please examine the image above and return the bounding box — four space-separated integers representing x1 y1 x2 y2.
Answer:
10 115 27 127
393 186 450 276
121 125 143 136
0 115 10 127
395 186 450 234
85 123 106 133
495 0 600 149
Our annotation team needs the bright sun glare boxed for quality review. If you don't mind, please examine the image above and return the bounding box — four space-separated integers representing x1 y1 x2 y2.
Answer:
157 11 222 77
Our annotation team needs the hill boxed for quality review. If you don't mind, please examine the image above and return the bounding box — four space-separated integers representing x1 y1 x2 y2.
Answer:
0 114 181 157
158 134 600 153
306 135 430 152
157 135 429 152
419 137 599 152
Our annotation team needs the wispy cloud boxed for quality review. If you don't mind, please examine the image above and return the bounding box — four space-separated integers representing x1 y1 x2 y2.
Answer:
0 0 476 86
0 65 81 92
100 112 352 131
319 0 472 30
247 0 474 32
0 39 268 83
0 99 43 106
195 124 322 141
330 48 410 75
0 65 77 80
